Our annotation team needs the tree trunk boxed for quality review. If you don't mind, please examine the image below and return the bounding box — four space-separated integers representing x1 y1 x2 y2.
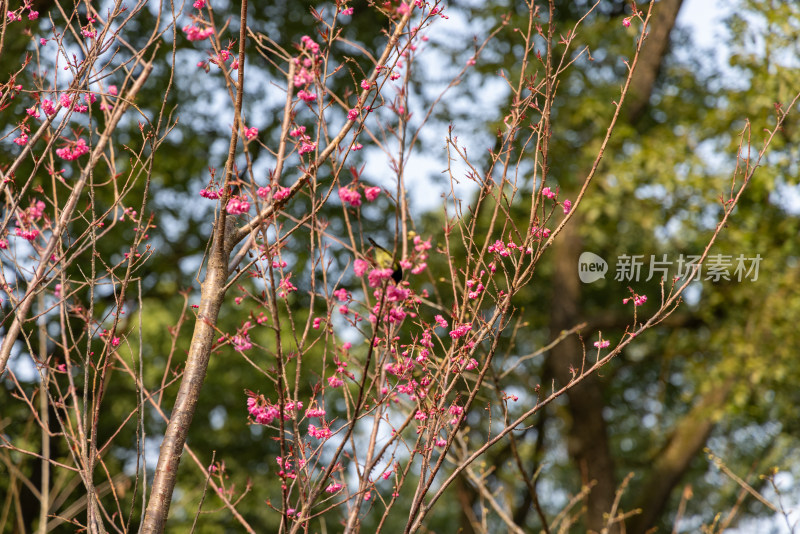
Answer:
548 219 617 533
543 2 687 530
141 218 235 533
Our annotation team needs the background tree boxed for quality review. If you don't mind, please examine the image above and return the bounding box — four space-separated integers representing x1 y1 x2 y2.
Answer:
1 0 799 533
437 0 800 532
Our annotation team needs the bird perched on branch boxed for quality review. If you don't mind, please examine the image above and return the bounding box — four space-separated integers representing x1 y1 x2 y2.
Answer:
368 237 403 284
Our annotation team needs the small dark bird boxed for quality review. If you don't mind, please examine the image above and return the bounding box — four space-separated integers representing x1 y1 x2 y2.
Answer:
368 237 403 284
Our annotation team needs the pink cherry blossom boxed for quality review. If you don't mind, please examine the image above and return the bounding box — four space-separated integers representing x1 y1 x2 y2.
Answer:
354 259 369 276
338 187 362 207
364 186 381 201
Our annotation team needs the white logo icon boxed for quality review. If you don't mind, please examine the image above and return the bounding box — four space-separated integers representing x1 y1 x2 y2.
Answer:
578 252 608 283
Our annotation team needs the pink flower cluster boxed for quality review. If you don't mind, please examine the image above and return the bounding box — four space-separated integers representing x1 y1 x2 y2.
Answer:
273 187 291 201
368 268 394 287
247 397 280 425
448 405 463 425
231 333 252 352
338 187 362 207
328 375 344 388
42 99 57 115
385 358 414 378
623 294 647 306
16 200 46 238
339 185 383 207
14 127 28 146
488 239 533 257
300 35 320 55
531 226 551 240
211 49 232 67
298 139 317 154
370 297 408 324
275 455 305 489
308 424 332 440
333 288 350 301
246 392 303 426
16 228 39 241
56 138 89 161
354 258 370 276
294 68 314 87
29 201 45 219
488 239 509 255
278 275 297 298
293 36 321 97
183 24 213 41
6 2 38 21
326 482 343 493
449 323 472 339
329 359 353 388
466 278 484 299
67 93 96 114
217 321 254 352
305 407 326 418
200 187 222 199
409 235 431 275
396 379 421 399
594 339 611 349
385 284 410 302
243 126 258 140
289 124 317 155
226 196 250 215
298 89 316 102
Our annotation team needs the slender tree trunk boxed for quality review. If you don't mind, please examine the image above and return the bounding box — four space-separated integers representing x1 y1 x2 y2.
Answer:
140 218 235 533
548 219 618 532
626 0 684 124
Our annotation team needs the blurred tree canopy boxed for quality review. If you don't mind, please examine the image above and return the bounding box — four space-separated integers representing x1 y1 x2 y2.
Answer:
440 0 800 532
2 0 799 532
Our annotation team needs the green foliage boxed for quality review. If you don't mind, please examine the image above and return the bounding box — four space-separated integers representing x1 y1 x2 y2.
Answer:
413 0 800 530
3 0 800 532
